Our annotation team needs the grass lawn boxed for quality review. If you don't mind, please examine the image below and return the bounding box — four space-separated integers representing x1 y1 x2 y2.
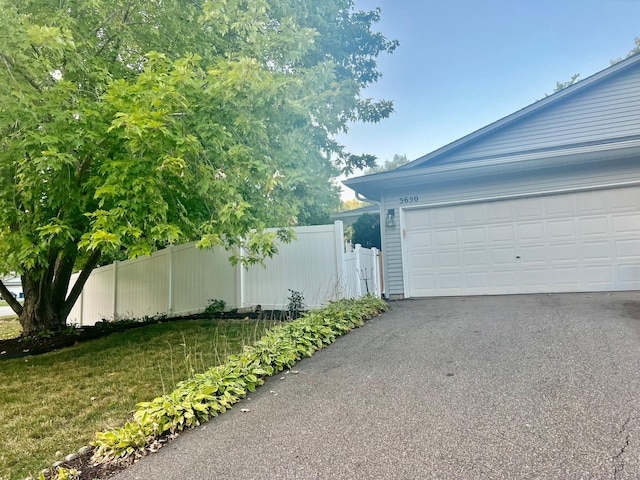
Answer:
0 318 275 480
0 318 21 340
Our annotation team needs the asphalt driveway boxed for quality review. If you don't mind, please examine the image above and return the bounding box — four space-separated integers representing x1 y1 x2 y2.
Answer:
115 292 640 479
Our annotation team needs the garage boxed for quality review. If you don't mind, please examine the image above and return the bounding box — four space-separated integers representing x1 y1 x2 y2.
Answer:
403 186 640 297
344 53 640 299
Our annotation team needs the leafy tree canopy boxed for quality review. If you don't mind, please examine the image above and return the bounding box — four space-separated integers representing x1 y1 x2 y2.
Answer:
0 0 397 333
365 153 409 174
352 213 380 249
551 36 639 95
339 198 369 212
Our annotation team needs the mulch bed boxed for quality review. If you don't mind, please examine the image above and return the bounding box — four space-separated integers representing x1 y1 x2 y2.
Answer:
0 308 298 361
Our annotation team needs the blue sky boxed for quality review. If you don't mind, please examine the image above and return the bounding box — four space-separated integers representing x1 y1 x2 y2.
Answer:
339 0 640 196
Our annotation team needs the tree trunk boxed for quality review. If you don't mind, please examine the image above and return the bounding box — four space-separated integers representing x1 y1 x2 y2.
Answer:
18 249 102 335
20 271 64 334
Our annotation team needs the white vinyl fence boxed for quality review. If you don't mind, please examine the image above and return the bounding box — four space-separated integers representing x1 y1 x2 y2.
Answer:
68 221 382 326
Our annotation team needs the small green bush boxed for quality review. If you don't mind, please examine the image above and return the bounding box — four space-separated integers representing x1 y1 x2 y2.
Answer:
92 295 387 463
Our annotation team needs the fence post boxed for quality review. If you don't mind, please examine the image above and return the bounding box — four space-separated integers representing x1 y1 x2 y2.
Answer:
372 247 381 297
354 244 362 297
236 246 245 309
113 261 119 320
167 245 173 314
334 221 345 296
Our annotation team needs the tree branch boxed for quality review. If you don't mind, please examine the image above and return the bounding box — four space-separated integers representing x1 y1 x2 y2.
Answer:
61 249 101 320
0 279 23 316
52 244 77 311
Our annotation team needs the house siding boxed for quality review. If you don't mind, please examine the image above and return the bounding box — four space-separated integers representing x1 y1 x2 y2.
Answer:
437 63 640 165
383 159 640 296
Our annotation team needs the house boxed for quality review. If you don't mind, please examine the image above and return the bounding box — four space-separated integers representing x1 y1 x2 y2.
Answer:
1 276 23 299
344 53 640 299
331 204 379 226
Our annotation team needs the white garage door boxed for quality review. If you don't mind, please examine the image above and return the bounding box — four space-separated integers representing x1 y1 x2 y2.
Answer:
403 185 640 297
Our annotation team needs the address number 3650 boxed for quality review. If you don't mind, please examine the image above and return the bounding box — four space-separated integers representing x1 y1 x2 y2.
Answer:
399 196 419 204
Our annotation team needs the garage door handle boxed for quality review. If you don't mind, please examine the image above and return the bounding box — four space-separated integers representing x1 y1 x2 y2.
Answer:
516 256 521 259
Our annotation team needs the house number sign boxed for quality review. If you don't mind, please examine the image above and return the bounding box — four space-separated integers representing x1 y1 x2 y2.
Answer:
399 196 419 204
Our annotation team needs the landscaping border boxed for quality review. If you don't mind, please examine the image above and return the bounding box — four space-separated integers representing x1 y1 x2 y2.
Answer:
43 295 387 480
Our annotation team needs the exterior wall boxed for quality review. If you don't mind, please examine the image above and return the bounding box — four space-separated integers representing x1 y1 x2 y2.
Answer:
438 62 640 165
382 158 640 296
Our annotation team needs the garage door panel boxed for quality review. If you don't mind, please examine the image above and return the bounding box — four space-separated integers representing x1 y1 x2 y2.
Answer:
610 189 640 211
552 267 582 286
492 247 518 265
515 199 544 220
577 195 608 214
616 239 640 258
582 240 614 260
491 270 520 287
579 217 610 237
407 231 432 248
545 196 575 217
465 250 488 266
517 223 545 241
584 265 614 285
612 213 640 233
489 225 516 243
486 203 513 222
404 185 640 296
462 227 486 245
548 219 577 239
458 204 485 225
520 268 550 286
549 243 581 262
438 273 463 289
433 209 457 227
437 251 460 267
465 272 489 288
435 230 458 247
519 245 548 263
619 265 640 283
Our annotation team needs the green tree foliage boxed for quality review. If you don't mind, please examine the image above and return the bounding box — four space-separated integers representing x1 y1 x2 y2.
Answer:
352 213 381 249
339 198 369 212
552 36 640 95
365 153 409 174
0 0 398 333
610 37 640 65
551 73 581 94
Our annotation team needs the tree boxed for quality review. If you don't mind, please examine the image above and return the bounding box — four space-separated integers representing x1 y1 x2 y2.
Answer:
610 37 640 65
340 198 369 211
352 213 381 249
365 153 409 174
552 36 640 95
0 0 398 334
550 73 581 94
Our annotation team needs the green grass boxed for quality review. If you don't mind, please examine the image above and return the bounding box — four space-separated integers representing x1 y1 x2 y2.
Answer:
0 318 275 480
0 318 21 340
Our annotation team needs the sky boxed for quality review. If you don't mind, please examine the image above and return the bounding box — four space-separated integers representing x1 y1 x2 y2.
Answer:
339 0 640 198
